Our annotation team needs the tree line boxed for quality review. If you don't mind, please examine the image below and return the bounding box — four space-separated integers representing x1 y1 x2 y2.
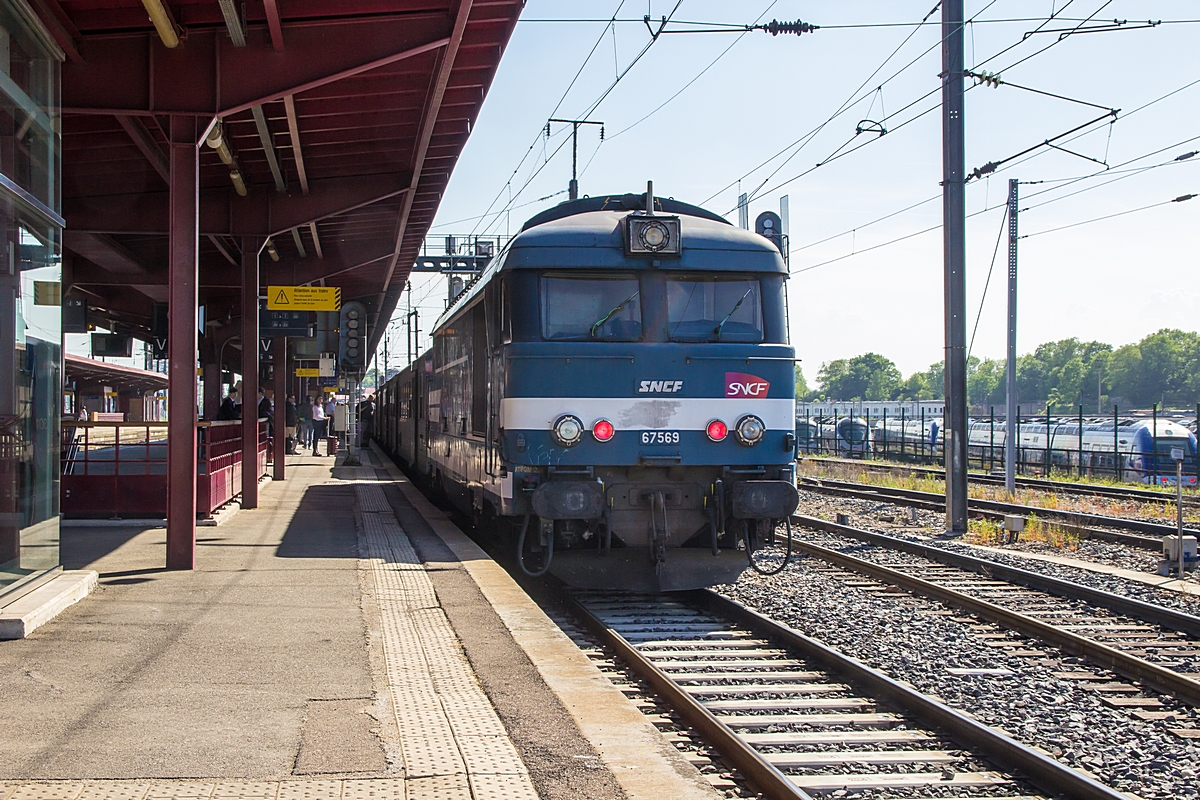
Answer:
796 328 1200 411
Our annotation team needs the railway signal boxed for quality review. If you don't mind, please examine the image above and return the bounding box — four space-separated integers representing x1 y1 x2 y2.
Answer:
339 301 367 371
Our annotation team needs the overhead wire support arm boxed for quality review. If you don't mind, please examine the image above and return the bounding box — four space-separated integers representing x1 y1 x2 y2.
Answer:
968 109 1120 181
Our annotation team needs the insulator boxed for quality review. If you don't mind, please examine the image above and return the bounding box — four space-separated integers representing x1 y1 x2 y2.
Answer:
765 19 816 36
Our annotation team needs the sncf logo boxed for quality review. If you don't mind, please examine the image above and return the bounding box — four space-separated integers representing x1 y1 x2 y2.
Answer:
638 380 684 393
726 372 770 398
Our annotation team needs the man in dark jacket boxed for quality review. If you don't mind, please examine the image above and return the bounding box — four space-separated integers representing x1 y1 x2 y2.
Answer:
360 399 375 446
284 395 299 454
217 388 239 420
258 388 273 436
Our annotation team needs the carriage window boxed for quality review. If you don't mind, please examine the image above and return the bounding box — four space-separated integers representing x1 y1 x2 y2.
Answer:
541 274 641 341
666 275 763 343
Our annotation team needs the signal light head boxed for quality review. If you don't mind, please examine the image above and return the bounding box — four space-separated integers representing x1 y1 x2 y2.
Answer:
706 419 728 442
592 419 614 442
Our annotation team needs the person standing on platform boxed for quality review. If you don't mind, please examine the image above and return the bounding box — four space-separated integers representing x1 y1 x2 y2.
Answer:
217 388 240 421
361 399 375 447
284 395 298 454
311 396 327 457
297 396 312 448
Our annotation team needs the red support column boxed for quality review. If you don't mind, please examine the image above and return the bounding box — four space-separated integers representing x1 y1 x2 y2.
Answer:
273 336 286 480
241 238 260 509
166 115 199 570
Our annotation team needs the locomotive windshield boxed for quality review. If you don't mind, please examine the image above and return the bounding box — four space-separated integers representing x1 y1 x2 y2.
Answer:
666 275 763 343
541 273 642 341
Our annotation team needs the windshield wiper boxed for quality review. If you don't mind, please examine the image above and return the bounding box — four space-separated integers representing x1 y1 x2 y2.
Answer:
713 286 754 340
589 290 639 338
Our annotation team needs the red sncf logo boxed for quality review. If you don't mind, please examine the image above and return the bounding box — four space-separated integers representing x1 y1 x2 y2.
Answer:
725 372 770 398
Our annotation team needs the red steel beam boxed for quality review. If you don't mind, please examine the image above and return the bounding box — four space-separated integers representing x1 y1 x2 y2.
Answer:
263 0 285 51
376 0 473 320
166 115 199 571
64 172 411 236
62 18 451 116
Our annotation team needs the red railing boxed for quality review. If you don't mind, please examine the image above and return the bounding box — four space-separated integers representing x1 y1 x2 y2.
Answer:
62 419 269 519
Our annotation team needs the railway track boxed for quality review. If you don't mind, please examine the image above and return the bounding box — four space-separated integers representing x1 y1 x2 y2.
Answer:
787 513 1200 709
798 475 1181 550
799 455 1200 508
567 589 1129 800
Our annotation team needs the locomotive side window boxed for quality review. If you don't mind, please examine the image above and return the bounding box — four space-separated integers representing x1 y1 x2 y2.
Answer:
666 274 763 343
540 273 642 341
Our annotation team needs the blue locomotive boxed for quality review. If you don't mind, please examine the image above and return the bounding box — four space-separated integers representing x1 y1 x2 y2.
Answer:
377 186 799 591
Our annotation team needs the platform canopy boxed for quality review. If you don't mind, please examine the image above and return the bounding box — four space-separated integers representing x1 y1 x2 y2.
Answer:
44 0 522 354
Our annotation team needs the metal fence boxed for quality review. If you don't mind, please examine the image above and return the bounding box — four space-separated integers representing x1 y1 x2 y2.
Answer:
796 402 1200 487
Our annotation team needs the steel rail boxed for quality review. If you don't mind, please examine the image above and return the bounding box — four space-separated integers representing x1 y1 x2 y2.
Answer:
799 476 1168 549
799 455 1200 507
786 515 1200 707
699 591 1132 800
789 513 1200 635
564 593 814 800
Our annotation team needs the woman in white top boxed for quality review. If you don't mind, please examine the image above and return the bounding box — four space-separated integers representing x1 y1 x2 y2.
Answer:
311 398 327 456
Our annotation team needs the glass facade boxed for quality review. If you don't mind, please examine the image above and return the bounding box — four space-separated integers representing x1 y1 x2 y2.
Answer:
0 1 62 598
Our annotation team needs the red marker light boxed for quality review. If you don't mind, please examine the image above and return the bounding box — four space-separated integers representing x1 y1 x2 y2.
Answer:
706 419 728 442
593 419 615 441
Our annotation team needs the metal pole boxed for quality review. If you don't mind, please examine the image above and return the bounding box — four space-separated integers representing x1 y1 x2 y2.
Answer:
1114 404 1120 481
166 114 199 570
569 121 579 200
1153 403 1159 485
1078 404 1084 478
942 0 969 533
1178 456 1185 578
1045 404 1051 477
273 336 286 480
1005 178 1019 495
241 237 260 510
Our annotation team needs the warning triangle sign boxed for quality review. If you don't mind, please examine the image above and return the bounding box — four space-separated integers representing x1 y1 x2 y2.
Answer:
274 289 290 305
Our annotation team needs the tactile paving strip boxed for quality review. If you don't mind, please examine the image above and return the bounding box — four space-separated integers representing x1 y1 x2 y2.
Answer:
355 483 538 800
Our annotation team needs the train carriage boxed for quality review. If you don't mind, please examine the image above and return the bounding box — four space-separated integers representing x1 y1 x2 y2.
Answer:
380 188 799 591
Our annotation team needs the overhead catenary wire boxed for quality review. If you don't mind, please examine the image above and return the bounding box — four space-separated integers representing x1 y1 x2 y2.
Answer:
465 1 629 239
1020 193 1195 239
784 70 1200 263
476 1 684 236
741 1 1122 210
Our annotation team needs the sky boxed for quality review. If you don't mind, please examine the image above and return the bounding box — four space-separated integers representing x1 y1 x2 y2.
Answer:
383 1 1200 381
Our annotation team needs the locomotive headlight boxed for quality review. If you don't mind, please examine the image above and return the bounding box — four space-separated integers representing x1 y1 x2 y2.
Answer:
734 414 766 447
640 221 668 249
625 215 681 256
552 414 584 447
706 419 728 442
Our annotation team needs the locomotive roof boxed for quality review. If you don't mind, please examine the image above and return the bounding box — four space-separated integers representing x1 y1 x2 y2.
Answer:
434 195 786 328
504 205 787 273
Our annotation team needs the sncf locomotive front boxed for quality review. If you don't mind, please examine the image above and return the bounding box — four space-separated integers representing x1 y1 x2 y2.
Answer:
428 189 799 592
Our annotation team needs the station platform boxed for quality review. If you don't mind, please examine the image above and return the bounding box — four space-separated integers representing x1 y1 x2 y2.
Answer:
0 448 716 800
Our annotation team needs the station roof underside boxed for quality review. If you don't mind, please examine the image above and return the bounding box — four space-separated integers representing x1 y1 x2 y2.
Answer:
66 353 169 393
44 0 522 355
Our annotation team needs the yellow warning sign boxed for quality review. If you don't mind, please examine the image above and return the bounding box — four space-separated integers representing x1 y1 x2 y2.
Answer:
267 285 341 311
295 368 320 377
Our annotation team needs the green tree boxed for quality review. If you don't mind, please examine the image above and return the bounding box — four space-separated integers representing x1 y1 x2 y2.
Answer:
794 363 810 399
817 353 901 400
967 357 1005 407
896 361 944 400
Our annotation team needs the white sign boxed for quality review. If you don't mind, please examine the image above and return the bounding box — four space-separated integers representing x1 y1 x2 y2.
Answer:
319 357 336 377
1171 447 1185 462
